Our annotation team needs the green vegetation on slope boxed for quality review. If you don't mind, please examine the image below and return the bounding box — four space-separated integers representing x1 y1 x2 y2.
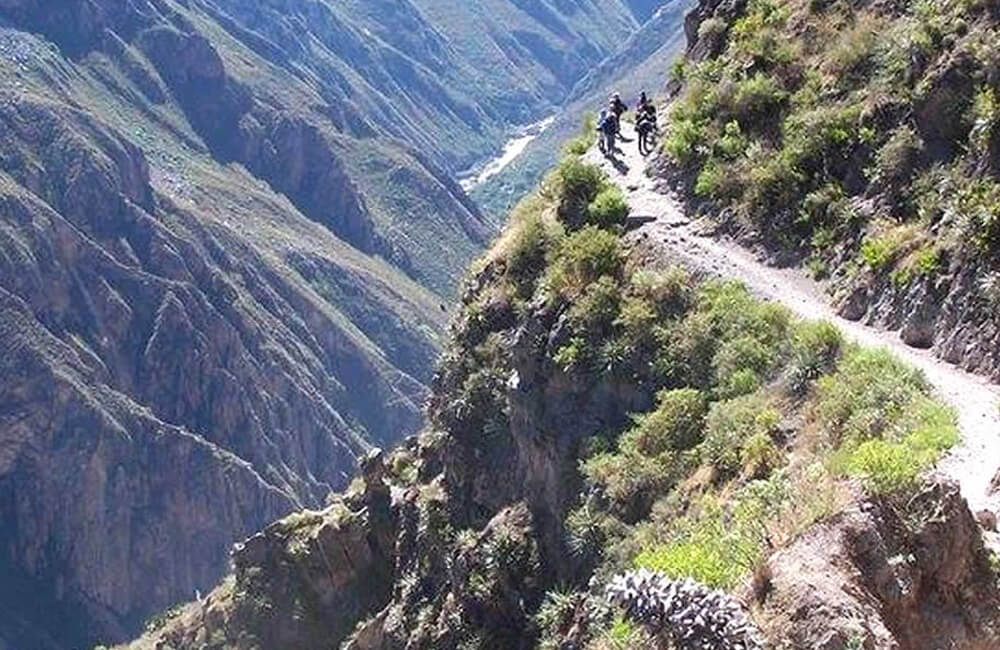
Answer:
664 0 1000 283
436 144 960 646
121 136 962 650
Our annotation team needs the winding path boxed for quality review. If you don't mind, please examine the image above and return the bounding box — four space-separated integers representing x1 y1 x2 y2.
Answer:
586 124 1000 514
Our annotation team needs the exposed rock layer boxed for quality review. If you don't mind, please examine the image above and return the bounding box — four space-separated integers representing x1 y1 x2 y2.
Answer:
757 482 1000 649
0 0 671 646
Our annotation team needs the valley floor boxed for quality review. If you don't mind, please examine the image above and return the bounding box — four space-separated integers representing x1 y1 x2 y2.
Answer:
587 123 1000 515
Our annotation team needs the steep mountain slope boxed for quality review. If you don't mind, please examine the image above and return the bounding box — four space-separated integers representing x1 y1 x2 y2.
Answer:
122 145 1000 650
0 0 668 648
658 0 1000 378
0 50 446 650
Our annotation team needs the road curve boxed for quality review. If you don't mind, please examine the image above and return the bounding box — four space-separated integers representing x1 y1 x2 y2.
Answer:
586 123 1000 514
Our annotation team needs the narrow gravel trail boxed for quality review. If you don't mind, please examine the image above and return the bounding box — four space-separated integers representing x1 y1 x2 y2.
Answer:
586 124 1000 513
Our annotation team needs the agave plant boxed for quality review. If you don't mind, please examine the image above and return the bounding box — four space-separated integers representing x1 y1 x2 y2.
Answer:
605 569 762 650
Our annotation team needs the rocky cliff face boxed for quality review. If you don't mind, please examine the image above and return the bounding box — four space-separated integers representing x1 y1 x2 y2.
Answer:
755 482 1000 649
121 146 1000 650
0 0 676 646
0 92 439 648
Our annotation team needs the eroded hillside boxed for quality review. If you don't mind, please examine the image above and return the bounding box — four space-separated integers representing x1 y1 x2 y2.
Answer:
0 0 666 647
121 141 1000 650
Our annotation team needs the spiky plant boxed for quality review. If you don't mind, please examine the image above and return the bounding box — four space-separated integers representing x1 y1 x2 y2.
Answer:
605 569 762 650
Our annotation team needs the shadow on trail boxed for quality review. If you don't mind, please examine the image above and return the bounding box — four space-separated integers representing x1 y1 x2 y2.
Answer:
606 155 629 175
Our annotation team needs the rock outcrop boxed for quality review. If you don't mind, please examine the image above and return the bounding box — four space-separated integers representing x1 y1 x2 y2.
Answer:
125 450 398 650
756 482 1000 649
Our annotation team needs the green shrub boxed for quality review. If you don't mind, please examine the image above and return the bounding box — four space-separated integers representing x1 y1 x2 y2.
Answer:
670 58 689 84
558 158 605 200
860 236 896 269
891 244 942 286
567 276 622 337
698 17 728 40
583 451 688 521
741 430 781 478
788 320 843 391
914 245 942 275
587 186 630 230
875 126 924 185
536 589 585 646
587 618 656 650
971 87 998 155
815 347 927 444
859 225 923 271
664 117 706 165
713 334 779 389
697 280 791 350
557 158 607 227
799 183 847 228
658 280 790 389
695 160 733 198
635 537 743 588
782 102 864 172
717 367 762 400
506 214 553 296
615 295 657 336
564 504 623 569
622 388 709 456
955 177 1000 250
730 0 792 66
731 73 788 122
633 485 778 588
838 396 958 492
554 336 589 373
701 393 782 477
629 268 694 318
823 14 882 83
547 226 624 296
743 147 805 215
443 366 511 440
715 120 749 159
656 311 718 388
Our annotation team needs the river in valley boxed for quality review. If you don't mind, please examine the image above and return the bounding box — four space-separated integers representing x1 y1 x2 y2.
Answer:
459 115 556 192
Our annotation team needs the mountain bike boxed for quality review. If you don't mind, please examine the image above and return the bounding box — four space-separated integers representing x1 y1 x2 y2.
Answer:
638 121 659 156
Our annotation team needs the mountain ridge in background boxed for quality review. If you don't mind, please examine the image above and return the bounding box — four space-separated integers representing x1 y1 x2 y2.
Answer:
0 1 683 648
470 0 692 221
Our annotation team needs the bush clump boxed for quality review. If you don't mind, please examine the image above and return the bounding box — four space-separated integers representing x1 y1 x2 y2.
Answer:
836 396 959 493
506 213 557 298
788 320 843 391
700 393 783 478
556 158 607 228
547 226 624 296
623 389 709 455
587 186 630 230
815 347 928 443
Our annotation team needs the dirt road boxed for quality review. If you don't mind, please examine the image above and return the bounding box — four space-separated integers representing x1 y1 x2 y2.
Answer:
586 123 1000 513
